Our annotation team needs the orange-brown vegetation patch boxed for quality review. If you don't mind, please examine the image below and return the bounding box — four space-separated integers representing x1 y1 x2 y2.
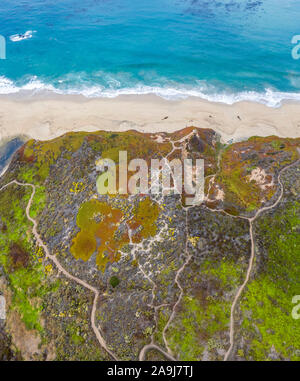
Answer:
9 243 29 270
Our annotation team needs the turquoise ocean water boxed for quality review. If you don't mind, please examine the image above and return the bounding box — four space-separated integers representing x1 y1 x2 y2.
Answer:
1 0 300 106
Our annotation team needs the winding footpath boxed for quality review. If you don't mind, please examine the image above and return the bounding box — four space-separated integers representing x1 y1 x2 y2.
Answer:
138 132 195 361
127 218 176 361
161 207 192 357
223 159 299 361
139 343 176 361
0 180 118 361
1 138 297 362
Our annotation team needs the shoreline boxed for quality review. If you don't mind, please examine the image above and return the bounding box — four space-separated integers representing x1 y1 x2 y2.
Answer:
0 94 300 144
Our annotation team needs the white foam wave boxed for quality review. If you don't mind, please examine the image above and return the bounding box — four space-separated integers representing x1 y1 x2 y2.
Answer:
0 76 55 94
10 30 36 42
1 75 300 108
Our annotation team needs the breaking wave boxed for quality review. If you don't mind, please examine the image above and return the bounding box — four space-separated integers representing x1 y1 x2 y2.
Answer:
1 75 300 108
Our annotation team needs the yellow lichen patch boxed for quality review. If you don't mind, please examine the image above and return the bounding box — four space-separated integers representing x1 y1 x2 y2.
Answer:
70 199 129 271
70 182 86 194
44 264 53 276
188 236 200 247
94 207 127 271
70 231 97 262
128 197 160 243
34 246 44 263
71 196 160 270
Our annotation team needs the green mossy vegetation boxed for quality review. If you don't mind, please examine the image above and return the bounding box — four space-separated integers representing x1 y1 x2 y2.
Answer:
202 260 243 289
22 133 87 181
1 128 298 360
109 275 120 288
166 295 227 360
240 201 300 360
164 257 244 360
0 185 59 332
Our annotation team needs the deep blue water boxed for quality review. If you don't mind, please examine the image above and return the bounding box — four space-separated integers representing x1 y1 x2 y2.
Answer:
1 0 300 106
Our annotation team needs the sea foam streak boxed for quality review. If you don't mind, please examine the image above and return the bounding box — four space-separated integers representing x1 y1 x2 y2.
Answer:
10 30 35 42
1 75 300 108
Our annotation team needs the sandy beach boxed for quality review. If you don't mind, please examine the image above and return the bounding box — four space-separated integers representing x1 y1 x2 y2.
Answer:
0 94 300 144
